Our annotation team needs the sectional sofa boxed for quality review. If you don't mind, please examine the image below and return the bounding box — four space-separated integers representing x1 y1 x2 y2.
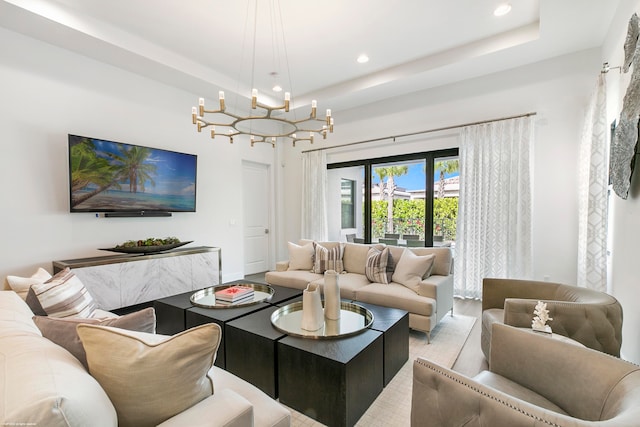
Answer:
265 240 454 341
0 289 290 427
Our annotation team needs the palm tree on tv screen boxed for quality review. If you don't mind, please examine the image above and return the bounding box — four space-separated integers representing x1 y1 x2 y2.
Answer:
70 139 157 207
106 144 157 193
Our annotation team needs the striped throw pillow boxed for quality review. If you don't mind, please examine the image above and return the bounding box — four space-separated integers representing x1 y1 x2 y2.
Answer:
26 267 96 318
365 246 393 284
312 242 345 274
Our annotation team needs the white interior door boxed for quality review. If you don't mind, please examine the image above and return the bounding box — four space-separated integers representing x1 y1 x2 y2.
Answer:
242 161 271 275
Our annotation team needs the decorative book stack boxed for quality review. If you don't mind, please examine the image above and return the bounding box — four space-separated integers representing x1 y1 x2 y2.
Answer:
215 285 255 305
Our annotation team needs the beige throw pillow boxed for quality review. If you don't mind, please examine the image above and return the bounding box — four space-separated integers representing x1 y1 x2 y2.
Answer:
312 242 345 274
6 267 52 300
365 246 393 284
392 250 435 293
25 268 96 318
77 323 221 427
287 241 314 271
33 307 156 369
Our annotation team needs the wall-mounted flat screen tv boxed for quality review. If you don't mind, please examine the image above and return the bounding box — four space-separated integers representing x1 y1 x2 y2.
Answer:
68 134 197 213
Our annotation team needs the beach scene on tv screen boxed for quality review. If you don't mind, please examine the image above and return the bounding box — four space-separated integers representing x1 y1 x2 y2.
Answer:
69 135 197 212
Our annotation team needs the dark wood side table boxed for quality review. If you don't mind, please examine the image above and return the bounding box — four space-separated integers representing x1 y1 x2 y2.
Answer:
277 329 384 427
186 302 270 368
352 301 409 385
225 305 286 398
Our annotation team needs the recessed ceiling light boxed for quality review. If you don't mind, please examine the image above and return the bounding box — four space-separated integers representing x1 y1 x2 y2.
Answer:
494 2 511 17
357 54 369 64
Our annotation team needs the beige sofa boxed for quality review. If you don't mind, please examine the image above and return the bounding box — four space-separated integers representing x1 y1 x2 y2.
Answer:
481 278 623 359
0 290 290 427
265 241 454 341
411 323 640 426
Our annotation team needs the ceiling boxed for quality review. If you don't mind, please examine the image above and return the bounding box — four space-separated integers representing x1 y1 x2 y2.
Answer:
0 0 621 115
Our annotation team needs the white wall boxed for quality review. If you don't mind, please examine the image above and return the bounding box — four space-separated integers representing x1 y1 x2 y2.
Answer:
602 0 640 364
278 48 601 288
0 27 275 283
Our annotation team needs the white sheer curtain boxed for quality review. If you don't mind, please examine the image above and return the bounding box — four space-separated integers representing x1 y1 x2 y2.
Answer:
301 150 328 241
577 74 609 291
455 116 534 299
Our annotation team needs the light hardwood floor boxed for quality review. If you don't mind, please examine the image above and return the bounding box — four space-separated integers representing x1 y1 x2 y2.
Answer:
244 273 488 377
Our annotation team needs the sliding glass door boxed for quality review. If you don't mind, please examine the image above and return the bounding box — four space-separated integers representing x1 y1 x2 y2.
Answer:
328 149 458 247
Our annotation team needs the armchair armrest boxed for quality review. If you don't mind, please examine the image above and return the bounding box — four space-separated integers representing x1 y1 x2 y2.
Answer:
411 357 567 426
482 278 558 311
275 261 289 272
489 323 636 421
503 298 622 356
158 389 253 427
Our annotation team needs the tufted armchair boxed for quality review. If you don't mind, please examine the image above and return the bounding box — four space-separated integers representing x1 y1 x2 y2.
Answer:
411 323 640 426
481 278 623 359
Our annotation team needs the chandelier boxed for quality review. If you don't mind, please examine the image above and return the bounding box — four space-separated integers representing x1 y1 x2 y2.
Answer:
191 91 333 148
190 2 334 148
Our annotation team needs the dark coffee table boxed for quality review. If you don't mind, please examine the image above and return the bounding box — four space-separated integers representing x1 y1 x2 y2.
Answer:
352 301 409 385
154 281 302 368
278 328 384 427
226 298 407 426
225 305 286 398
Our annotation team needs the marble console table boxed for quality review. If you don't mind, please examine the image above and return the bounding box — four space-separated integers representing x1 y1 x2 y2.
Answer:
52 246 221 311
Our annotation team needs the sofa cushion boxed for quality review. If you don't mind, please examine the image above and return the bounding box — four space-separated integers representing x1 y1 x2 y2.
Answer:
157 390 254 427
1 292 117 426
211 366 292 427
33 307 156 369
77 323 221 427
25 267 96 318
312 242 345 274
365 246 393 284
311 272 372 300
410 247 452 277
0 291 42 337
355 283 435 317
343 243 373 274
392 250 435 293
266 270 323 290
287 241 314 271
5 267 52 300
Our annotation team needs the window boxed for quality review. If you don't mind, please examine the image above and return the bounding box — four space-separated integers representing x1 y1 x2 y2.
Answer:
328 149 458 247
341 179 356 228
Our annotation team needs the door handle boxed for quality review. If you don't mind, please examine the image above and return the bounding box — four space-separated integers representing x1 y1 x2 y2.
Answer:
265 229 269 234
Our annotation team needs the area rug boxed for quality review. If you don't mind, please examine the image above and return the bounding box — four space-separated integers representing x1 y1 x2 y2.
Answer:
286 314 477 427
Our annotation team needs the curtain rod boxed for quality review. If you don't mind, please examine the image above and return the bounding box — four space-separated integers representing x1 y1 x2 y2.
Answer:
301 111 537 154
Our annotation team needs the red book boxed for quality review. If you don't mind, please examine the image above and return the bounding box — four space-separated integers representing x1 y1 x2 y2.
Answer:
215 285 254 302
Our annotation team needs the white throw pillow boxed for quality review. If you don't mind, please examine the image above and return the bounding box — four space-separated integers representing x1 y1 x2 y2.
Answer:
5 267 52 300
77 323 221 427
287 241 315 271
391 250 435 294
